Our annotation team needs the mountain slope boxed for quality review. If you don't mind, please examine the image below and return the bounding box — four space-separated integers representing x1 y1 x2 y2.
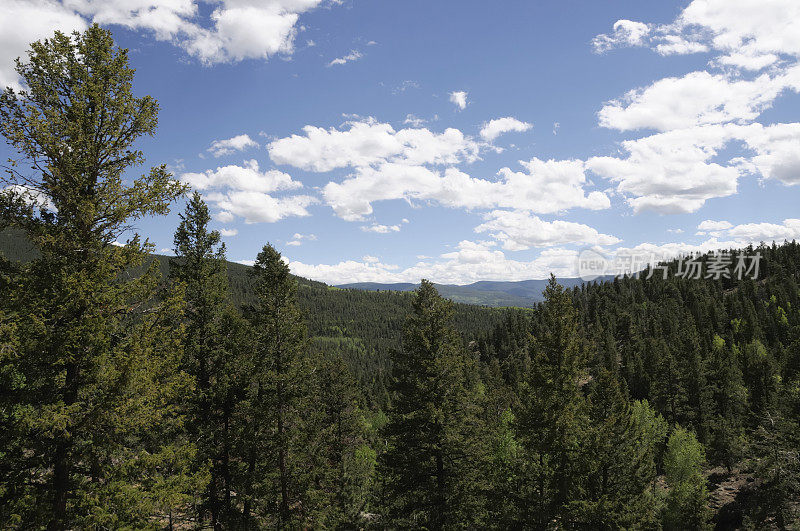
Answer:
337 276 616 307
0 228 509 406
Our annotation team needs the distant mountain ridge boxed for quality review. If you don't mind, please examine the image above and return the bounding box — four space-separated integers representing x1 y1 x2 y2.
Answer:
337 277 615 307
1 226 608 308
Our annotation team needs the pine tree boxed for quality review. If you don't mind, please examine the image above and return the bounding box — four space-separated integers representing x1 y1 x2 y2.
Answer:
481 361 525 527
517 276 589 526
0 25 190 528
631 399 669 473
746 411 800 527
706 335 747 471
381 280 489 528
241 244 310 528
170 192 242 527
301 352 375 527
652 337 686 426
569 370 658 528
741 339 780 415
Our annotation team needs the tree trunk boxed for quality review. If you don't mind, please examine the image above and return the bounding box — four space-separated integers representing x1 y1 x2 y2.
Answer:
48 362 78 531
242 382 263 531
434 446 445 530
278 401 290 526
48 441 69 531
223 403 232 524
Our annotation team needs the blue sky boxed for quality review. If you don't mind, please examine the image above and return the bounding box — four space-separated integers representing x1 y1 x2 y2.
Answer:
2 0 800 284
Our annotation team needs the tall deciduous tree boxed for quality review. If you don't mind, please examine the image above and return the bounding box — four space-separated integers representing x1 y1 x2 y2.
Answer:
0 25 189 528
662 426 711 530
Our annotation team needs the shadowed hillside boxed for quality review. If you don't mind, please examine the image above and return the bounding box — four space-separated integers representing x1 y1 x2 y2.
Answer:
0 228 508 406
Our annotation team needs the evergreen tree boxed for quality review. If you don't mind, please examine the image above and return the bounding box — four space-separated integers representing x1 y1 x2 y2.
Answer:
241 244 311 528
517 276 588 526
678 326 713 443
0 25 190 528
381 280 489 528
741 339 780 415
570 370 658 528
746 411 800 527
630 399 669 489
481 362 525 527
170 192 242 527
301 352 375 527
706 335 747 471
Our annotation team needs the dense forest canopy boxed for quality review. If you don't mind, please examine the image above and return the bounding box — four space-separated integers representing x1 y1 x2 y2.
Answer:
0 226 508 409
1 26 799 530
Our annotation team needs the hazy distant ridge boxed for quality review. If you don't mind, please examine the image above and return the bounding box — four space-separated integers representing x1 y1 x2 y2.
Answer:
336 277 612 307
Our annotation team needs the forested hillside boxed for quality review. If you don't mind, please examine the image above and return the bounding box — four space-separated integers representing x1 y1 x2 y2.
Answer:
0 227 507 408
1 25 799 530
476 241 800 528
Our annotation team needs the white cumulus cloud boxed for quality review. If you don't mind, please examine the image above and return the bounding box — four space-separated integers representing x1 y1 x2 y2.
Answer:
0 0 341 88
268 118 481 172
597 69 798 132
205 190 317 223
479 117 532 142
475 210 620 251
287 232 316 246
0 0 87 89
588 0 800 214
449 90 468 110
361 223 401 234
289 240 584 285
588 125 742 214
588 121 800 213
207 134 259 157
701 218 800 243
323 158 609 221
592 19 651 53
181 159 301 193
592 0 800 64
181 159 314 223
697 220 733 232
737 122 800 185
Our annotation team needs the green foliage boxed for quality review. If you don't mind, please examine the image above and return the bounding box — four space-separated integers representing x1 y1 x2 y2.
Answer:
741 339 780 414
301 352 375 527
517 276 589 526
631 399 669 481
381 280 491 528
707 335 747 471
662 427 711 530
3 23 800 529
570 370 659 528
745 411 800 527
239 243 314 527
0 25 189 528
169 192 240 526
